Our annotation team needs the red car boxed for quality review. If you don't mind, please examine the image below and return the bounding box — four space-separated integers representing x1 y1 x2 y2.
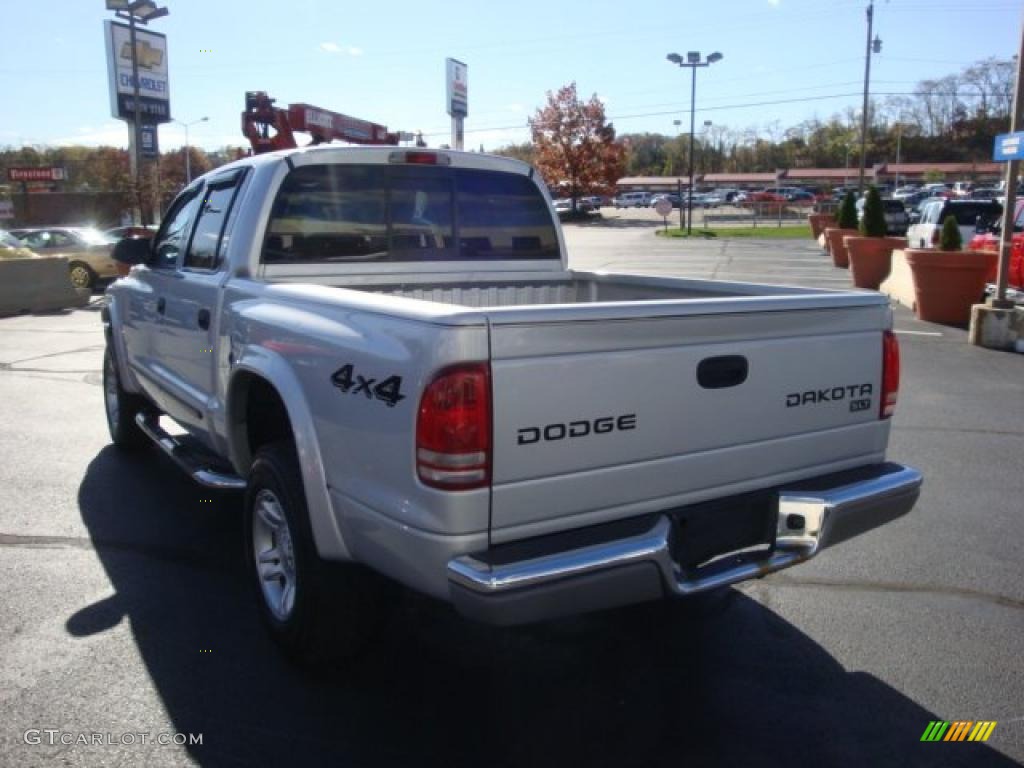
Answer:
968 200 1024 292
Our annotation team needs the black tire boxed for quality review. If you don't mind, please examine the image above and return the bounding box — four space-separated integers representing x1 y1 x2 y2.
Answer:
103 345 152 450
244 441 394 665
69 261 97 291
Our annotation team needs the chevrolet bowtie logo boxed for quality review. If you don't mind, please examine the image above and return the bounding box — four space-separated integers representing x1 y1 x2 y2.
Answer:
120 40 163 70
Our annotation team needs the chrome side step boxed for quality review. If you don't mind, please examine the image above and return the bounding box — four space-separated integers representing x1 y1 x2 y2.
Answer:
135 413 246 491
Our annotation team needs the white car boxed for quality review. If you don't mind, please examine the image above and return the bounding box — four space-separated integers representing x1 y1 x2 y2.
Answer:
613 191 651 208
905 199 1002 249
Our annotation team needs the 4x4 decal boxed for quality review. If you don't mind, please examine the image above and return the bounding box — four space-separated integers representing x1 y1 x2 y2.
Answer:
331 364 405 407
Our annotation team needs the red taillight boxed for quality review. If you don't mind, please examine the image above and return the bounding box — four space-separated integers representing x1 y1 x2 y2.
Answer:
881 330 900 419
416 363 491 490
931 229 941 245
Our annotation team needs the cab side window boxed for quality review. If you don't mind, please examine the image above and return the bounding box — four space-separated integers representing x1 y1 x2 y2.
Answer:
151 191 202 270
184 180 241 271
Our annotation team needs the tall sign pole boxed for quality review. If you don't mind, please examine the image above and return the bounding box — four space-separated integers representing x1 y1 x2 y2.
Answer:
128 13 143 223
446 58 467 150
992 17 1024 308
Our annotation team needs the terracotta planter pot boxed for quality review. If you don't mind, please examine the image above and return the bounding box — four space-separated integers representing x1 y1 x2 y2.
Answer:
808 213 836 240
844 236 894 290
904 248 998 326
824 227 858 268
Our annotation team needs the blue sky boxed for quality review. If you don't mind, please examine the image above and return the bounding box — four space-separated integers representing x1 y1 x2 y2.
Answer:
0 0 1019 152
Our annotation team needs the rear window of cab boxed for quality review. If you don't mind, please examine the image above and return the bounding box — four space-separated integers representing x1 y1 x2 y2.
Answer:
263 164 560 264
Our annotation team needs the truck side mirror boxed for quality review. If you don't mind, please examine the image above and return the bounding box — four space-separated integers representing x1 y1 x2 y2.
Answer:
112 236 152 266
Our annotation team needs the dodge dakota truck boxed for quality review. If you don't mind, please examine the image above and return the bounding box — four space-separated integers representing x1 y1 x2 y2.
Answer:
103 146 922 662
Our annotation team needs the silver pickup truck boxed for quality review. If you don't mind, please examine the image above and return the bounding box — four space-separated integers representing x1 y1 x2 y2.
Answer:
103 146 921 662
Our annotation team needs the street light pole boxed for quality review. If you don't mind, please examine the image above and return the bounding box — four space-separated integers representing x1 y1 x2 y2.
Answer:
667 50 723 235
673 119 683 230
174 116 208 184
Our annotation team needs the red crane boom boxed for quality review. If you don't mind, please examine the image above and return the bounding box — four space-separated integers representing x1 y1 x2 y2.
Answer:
242 91 400 155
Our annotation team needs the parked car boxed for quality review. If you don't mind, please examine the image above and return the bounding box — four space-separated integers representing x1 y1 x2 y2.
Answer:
0 229 40 259
905 199 1002 249
105 225 158 240
613 191 651 208
103 144 920 662
649 193 681 208
856 198 909 235
785 190 816 204
968 199 1024 294
892 186 920 200
553 198 595 214
969 187 1001 200
9 226 118 289
895 189 931 209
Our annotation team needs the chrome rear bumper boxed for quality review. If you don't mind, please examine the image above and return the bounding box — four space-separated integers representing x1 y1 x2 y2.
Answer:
448 463 922 624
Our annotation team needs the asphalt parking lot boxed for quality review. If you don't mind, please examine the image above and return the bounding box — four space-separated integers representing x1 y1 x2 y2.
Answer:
0 222 1021 767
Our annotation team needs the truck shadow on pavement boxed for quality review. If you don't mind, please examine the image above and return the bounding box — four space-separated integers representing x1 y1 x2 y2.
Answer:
71 446 1019 768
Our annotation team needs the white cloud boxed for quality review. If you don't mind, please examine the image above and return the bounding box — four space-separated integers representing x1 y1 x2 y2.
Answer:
320 42 363 56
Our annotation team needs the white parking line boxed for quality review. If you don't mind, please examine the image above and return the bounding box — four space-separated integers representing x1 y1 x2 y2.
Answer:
893 329 943 336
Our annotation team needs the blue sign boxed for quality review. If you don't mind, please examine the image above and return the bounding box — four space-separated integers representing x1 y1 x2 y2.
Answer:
993 131 1024 162
140 125 159 159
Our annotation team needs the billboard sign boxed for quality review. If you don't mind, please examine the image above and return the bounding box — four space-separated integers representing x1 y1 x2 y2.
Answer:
104 20 171 124
7 167 67 182
446 58 468 117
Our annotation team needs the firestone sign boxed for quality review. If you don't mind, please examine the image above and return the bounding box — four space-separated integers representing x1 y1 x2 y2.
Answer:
446 58 468 118
104 20 172 124
7 167 67 182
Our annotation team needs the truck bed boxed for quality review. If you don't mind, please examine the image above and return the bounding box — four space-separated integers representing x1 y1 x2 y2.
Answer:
275 269 861 310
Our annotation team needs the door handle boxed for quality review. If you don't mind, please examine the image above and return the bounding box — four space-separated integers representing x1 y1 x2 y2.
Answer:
697 355 748 389
197 308 211 330
156 297 166 314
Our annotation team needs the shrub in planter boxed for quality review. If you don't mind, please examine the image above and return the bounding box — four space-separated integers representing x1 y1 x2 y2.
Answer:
846 187 896 289
939 213 962 251
825 192 859 268
905 215 994 325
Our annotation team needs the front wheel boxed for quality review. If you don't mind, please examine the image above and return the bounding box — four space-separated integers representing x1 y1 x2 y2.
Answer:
245 441 394 665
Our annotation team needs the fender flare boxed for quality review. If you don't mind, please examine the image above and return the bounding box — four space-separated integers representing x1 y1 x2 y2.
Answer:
227 346 352 561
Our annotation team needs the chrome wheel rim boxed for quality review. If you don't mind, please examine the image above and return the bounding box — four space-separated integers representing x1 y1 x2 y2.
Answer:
252 489 297 621
69 265 91 289
103 352 119 433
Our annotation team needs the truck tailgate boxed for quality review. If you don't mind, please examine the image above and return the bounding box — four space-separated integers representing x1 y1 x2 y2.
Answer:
488 302 893 543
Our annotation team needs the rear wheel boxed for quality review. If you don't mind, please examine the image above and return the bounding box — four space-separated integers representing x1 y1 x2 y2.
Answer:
103 346 151 450
244 441 394 665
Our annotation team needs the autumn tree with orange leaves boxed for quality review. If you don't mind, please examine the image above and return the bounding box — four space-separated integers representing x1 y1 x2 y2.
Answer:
529 83 625 212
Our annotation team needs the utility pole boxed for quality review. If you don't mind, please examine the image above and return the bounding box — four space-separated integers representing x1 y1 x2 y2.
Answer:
858 0 880 195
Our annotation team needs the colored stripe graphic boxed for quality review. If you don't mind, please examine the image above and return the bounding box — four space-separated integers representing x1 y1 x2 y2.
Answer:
922 720 997 743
